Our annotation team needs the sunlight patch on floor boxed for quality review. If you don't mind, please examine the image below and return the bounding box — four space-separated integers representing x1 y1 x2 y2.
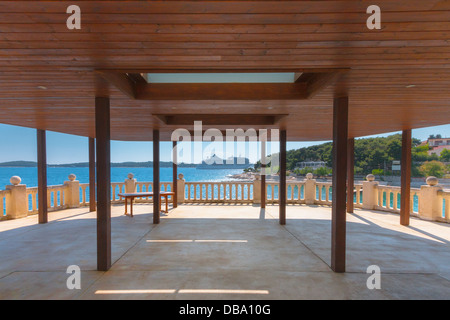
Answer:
95 288 269 295
146 239 248 243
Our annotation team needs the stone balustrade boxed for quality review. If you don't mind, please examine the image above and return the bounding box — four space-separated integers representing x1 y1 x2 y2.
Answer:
1 173 449 224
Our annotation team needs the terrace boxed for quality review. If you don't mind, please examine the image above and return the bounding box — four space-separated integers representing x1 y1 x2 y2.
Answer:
1 173 449 299
0 0 449 300
0 201 449 300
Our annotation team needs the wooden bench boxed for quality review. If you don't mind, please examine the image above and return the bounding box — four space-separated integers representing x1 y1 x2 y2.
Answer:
117 192 175 217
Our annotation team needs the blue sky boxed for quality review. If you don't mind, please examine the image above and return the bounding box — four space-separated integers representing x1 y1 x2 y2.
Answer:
0 123 448 164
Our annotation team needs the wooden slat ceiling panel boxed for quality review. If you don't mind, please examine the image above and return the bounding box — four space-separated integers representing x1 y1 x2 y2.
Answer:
0 0 448 141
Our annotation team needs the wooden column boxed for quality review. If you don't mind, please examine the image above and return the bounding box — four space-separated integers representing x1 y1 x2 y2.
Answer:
331 97 348 273
37 129 48 224
261 138 266 209
89 137 96 212
172 140 178 209
95 97 111 271
400 129 412 226
347 138 355 213
279 130 287 225
153 130 160 224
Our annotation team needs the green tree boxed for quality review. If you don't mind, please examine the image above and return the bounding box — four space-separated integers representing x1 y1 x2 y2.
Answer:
412 165 424 178
387 139 402 161
419 161 445 178
412 144 429 162
440 148 450 162
252 132 447 177
314 167 330 177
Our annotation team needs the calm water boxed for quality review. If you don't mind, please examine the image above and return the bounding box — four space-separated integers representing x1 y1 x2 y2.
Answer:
0 167 244 189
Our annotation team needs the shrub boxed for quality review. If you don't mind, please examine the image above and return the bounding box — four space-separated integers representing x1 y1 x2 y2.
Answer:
419 161 446 178
314 167 330 177
371 169 384 176
440 148 450 162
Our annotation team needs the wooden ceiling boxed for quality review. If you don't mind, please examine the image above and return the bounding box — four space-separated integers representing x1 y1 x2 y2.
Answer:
0 0 449 141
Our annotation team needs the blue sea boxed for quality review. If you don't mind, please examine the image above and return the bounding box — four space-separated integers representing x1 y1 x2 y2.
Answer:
0 167 244 189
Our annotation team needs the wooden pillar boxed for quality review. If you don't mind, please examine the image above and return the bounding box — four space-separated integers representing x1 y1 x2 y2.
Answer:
89 137 96 212
331 97 348 273
172 140 178 209
153 130 160 224
400 129 412 226
261 138 266 209
279 130 287 225
37 129 48 224
95 97 111 271
347 138 355 213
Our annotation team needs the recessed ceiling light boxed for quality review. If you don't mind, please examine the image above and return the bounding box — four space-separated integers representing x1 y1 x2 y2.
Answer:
37 86 47 90
405 85 416 88
268 107 273 110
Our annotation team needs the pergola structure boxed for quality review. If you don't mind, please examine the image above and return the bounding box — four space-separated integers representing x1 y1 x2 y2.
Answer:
0 1 449 273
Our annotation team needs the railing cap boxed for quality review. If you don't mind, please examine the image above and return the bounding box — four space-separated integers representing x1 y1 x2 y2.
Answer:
10 176 21 186
366 174 375 182
426 176 439 186
68 174 76 181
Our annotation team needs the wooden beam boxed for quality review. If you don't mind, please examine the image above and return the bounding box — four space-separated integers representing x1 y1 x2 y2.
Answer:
37 129 47 224
136 83 307 100
172 140 178 209
296 71 343 99
96 71 136 99
279 130 287 225
400 129 412 226
95 97 111 272
347 138 355 214
261 138 266 209
98 68 349 75
153 129 160 224
127 73 148 85
294 72 303 82
89 137 96 212
153 114 287 126
331 96 348 273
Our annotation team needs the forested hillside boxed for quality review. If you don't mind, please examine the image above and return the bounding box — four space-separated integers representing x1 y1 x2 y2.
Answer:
254 133 450 177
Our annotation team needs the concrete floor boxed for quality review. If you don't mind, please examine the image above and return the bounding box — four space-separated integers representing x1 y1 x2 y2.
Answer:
0 204 449 300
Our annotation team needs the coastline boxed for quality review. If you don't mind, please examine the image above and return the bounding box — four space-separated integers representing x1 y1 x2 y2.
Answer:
0 166 244 189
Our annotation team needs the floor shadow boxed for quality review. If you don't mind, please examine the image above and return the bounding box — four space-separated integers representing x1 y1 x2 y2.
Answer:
1 204 449 277
259 208 265 220
349 211 450 245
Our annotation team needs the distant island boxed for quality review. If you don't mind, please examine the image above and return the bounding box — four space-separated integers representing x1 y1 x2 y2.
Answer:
0 160 197 168
0 161 38 167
